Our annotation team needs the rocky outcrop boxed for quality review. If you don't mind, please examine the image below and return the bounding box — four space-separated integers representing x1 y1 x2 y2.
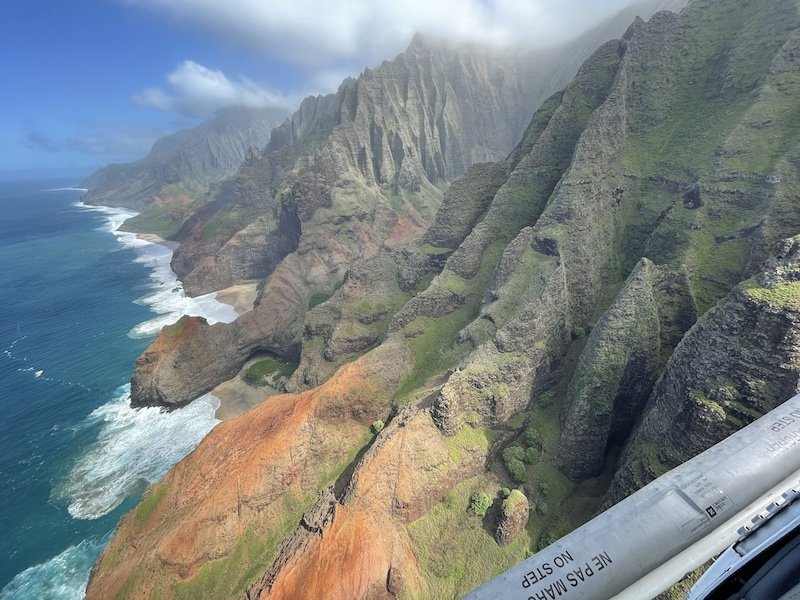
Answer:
87 340 414 600
431 36 626 435
247 407 488 600
130 316 245 408
495 489 530 545
556 259 696 480
605 237 800 505
82 106 288 211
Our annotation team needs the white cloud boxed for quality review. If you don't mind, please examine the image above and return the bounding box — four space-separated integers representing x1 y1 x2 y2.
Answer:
133 60 294 117
124 0 637 68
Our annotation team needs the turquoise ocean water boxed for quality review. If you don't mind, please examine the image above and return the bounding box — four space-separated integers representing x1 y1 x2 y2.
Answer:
0 180 236 598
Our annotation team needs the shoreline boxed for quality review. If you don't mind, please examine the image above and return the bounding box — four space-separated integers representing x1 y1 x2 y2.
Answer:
135 232 178 250
80 200 262 419
212 378 276 421
134 232 257 317
212 281 259 316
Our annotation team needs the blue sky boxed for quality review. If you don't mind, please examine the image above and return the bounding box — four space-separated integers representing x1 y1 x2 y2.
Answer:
0 0 637 179
1 1 309 178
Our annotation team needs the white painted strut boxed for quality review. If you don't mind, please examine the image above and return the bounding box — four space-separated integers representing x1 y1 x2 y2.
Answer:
462 394 800 600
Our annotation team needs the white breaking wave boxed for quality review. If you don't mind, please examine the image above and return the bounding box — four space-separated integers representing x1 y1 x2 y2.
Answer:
74 201 237 337
3 197 232 592
45 187 89 192
0 536 107 600
53 386 220 520
47 203 232 521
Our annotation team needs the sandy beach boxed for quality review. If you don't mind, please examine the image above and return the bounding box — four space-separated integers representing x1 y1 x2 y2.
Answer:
135 232 178 249
132 231 262 417
212 357 281 420
213 281 259 315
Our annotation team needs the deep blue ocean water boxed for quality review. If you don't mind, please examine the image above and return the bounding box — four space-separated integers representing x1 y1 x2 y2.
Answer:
0 180 236 598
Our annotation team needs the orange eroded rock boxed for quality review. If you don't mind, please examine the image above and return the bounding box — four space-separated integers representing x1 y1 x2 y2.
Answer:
264 506 417 600
86 341 412 600
253 409 487 599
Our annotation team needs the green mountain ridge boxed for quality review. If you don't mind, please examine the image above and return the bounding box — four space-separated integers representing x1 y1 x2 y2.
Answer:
81 106 290 234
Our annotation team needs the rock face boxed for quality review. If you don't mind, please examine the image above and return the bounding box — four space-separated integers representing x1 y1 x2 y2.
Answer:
605 237 800 505
556 259 696 480
86 341 415 600
129 316 245 409
82 106 288 211
495 490 530 545
87 0 800 598
128 20 645 408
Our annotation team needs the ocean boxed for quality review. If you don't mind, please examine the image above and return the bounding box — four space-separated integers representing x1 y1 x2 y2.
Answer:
0 180 237 598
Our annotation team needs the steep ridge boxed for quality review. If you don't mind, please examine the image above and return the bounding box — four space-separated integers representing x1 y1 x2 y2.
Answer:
605 236 800 506
86 0 800 598
556 259 697 480
170 37 543 297
128 5 670 409
81 107 288 235
86 32 626 599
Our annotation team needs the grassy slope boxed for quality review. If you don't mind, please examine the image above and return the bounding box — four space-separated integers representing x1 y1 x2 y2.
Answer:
401 2 800 595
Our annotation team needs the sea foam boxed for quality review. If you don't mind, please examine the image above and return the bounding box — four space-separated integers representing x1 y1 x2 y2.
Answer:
54 386 220 520
75 201 238 337
0 536 106 600
50 203 230 521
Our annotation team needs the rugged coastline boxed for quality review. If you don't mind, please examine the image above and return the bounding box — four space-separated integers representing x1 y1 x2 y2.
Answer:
81 0 800 597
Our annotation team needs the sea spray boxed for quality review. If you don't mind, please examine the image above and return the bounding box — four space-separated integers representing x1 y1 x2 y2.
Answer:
53 386 220 519
0 536 108 600
49 204 234 521
75 202 238 336
1 190 237 594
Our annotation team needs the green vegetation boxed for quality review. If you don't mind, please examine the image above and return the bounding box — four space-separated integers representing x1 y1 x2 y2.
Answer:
407 477 530 599
118 182 208 239
537 390 556 408
371 419 385 435
689 390 726 420
537 530 560 552
503 489 527 511
200 208 247 239
175 428 373 600
162 315 191 340
468 492 492 517
522 426 541 449
308 280 343 310
134 483 167 528
524 447 541 465
308 291 333 309
501 446 525 462
743 278 800 310
174 491 310 600
243 357 298 385
444 424 492 464
502 446 528 484
395 240 507 402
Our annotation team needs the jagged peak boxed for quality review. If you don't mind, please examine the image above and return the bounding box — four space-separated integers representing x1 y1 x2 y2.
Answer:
622 15 647 39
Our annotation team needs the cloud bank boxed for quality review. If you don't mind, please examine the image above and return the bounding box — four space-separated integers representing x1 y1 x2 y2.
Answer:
125 0 636 68
133 60 293 118
22 123 165 159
